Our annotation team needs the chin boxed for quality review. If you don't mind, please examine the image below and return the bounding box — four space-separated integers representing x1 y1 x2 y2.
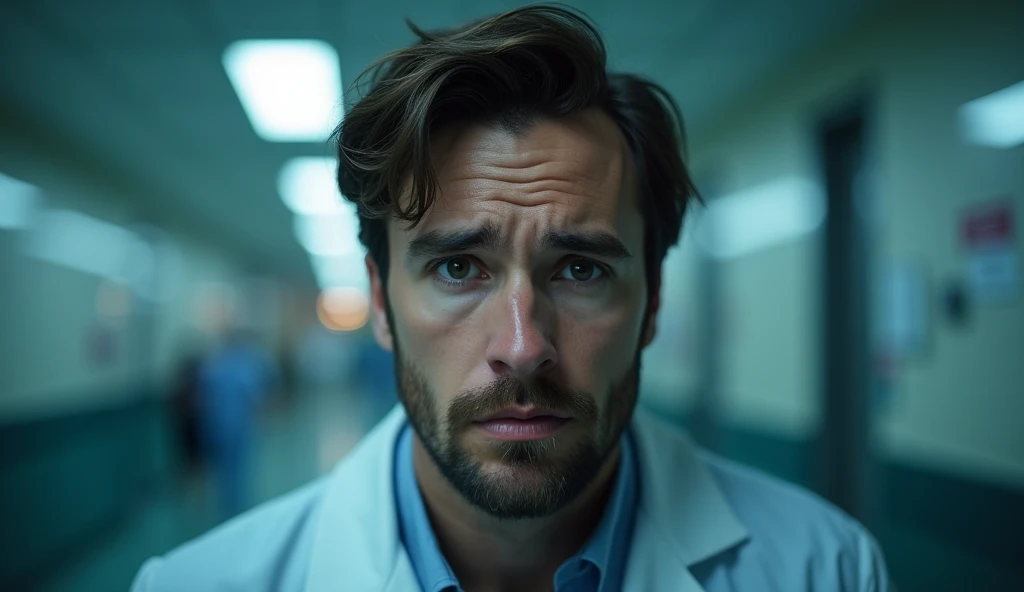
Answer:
471 470 574 519
440 438 604 520
483 462 554 487
469 434 574 465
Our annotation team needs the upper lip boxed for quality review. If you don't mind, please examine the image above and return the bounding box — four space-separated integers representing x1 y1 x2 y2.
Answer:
475 407 572 422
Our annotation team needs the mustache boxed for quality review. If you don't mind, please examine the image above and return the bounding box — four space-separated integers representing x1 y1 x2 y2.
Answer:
446 374 598 428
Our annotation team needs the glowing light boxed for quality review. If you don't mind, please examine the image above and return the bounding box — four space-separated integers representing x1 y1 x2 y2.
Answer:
959 80 1024 149
223 40 343 142
23 209 154 285
311 253 368 290
278 157 347 215
317 287 370 332
0 171 39 229
294 212 362 257
696 176 826 259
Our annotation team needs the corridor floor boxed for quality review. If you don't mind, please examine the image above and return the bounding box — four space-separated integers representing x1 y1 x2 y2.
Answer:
42 386 372 592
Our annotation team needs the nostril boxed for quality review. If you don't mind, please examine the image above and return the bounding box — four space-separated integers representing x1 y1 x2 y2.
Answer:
488 359 514 375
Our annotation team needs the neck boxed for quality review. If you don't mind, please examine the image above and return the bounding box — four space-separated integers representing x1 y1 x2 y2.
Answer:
412 437 621 592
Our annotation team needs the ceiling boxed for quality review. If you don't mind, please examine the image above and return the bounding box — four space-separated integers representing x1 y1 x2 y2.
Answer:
0 0 880 287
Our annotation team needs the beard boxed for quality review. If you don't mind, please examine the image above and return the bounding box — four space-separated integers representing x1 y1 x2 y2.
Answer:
393 340 642 520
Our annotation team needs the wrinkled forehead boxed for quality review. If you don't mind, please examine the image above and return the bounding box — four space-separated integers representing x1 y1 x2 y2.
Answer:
396 109 639 240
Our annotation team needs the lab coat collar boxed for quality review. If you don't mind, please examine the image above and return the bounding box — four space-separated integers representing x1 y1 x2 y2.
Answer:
305 405 748 592
622 411 749 590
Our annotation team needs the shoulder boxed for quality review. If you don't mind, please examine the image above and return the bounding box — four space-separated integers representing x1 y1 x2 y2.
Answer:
131 478 328 592
700 451 862 541
695 451 891 591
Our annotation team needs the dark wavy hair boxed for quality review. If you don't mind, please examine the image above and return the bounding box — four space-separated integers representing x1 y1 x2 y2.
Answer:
334 4 697 298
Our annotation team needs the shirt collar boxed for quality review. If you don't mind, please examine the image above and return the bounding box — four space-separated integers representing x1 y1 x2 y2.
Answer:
554 431 638 591
394 426 460 592
394 425 638 592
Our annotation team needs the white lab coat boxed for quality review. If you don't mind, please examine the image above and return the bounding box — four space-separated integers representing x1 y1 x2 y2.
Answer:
132 405 891 591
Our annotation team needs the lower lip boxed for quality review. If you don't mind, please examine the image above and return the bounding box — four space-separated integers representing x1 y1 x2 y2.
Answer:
473 417 570 441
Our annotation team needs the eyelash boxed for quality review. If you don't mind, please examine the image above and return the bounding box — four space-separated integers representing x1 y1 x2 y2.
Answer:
564 267 612 292
428 257 612 289
428 258 480 286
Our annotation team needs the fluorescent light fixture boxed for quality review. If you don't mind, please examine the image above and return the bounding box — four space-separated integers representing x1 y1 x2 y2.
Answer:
278 156 345 215
23 209 154 285
0 172 39 229
294 210 362 257
696 176 825 259
281 156 364 261
959 80 1024 148
311 253 369 290
223 39 343 142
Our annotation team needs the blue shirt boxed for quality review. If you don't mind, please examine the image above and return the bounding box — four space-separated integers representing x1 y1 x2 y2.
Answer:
394 425 638 592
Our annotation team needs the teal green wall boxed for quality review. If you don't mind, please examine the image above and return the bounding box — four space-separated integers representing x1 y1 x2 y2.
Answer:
0 391 174 588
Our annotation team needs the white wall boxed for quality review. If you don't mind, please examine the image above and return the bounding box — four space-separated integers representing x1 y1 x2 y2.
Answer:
0 127 284 420
686 0 1024 486
684 54 829 440
640 220 703 415
0 181 250 419
870 0 1024 488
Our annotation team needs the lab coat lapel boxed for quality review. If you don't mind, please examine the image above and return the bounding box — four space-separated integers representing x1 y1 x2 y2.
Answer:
305 405 408 592
623 410 749 591
622 514 707 591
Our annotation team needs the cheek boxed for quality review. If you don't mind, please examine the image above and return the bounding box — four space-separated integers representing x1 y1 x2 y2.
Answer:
390 281 484 403
556 295 646 397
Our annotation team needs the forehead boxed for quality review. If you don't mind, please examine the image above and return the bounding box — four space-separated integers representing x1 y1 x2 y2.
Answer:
406 108 637 236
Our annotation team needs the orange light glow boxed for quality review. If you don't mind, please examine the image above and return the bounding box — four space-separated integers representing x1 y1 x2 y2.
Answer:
316 287 369 332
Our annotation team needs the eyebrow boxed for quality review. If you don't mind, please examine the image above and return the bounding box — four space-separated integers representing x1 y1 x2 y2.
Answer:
542 230 633 260
406 224 632 262
407 223 503 260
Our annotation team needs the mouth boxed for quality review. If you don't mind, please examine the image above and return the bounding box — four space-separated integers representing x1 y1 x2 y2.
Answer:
472 408 572 442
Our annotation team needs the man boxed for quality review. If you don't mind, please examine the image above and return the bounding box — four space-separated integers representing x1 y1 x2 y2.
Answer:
133 6 891 591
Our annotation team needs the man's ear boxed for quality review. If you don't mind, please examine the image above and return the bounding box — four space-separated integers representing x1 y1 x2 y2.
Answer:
366 255 394 352
642 274 661 348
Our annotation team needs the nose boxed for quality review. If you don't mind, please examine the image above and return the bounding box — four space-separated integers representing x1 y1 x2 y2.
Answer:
485 277 558 379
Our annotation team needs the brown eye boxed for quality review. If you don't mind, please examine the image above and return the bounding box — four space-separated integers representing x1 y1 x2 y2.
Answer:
440 257 475 281
560 259 603 282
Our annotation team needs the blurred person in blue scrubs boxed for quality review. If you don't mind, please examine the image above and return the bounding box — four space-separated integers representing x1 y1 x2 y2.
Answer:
196 327 278 518
133 6 892 591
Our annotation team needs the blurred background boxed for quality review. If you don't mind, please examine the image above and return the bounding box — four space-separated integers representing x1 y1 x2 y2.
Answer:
1 0 1021 589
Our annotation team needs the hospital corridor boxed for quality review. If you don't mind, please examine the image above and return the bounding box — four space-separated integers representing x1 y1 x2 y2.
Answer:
1 0 1022 590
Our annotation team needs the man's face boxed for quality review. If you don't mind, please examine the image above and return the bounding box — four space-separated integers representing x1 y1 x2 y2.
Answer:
367 108 658 519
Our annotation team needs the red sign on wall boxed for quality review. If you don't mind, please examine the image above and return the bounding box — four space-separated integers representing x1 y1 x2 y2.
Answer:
960 199 1018 304
961 200 1014 248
